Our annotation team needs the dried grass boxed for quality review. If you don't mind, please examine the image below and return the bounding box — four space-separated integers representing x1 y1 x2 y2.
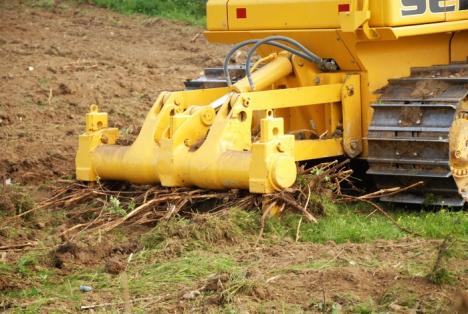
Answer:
0 160 421 240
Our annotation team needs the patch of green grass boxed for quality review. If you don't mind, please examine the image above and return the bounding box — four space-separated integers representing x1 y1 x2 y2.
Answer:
263 204 467 244
398 210 467 239
25 0 55 9
400 260 431 277
129 250 237 295
4 249 251 311
89 0 206 25
0 261 14 273
378 285 418 310
264 208 403 244
352 299 376 314
142 201 466 249
426 238 458 285
105 195 128 216
220 267 259 304
5 264 110 309
427 267 456 285
16 253 40 277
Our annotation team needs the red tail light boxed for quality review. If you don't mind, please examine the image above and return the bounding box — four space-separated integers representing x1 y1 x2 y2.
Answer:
236 8 247 19
338 3 350 12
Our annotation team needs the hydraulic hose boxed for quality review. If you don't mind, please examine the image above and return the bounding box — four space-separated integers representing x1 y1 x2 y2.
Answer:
223 40 318 86
223 36 338 90
245 36 337 90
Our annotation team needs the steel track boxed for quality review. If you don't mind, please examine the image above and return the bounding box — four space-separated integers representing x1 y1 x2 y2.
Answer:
366 63 468 206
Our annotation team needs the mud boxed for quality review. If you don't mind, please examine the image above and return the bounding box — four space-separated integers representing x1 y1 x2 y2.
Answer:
411 80 450 98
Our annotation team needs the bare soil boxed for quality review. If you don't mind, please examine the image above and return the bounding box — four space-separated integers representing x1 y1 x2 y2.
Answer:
0 1 466 313
0 0 226 183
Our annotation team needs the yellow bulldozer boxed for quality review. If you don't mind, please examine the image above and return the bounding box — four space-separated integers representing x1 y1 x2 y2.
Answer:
76 0 468 206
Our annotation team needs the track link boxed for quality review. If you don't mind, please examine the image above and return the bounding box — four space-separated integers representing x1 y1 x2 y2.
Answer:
367 63 468 206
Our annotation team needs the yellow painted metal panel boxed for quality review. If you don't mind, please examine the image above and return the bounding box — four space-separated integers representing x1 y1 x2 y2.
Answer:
244 84 343 111
227 0 347 30
341 74 362 157
211 0 468 31
206 0 228 30
295 138 343 161
390 19 468 38
353 33 452 92
451 31 468 61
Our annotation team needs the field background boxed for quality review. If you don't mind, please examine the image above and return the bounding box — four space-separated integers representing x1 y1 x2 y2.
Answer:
0 0 467 313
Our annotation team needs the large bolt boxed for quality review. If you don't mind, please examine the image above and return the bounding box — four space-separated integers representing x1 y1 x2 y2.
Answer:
270 156 297 190
242 97 250 108
200 108 215 126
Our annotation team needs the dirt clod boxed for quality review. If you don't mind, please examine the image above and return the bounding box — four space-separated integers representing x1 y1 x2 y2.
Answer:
55 241 78 255
105 257 125 275
0 192 16 214
203 274 229 292
411 80 449 98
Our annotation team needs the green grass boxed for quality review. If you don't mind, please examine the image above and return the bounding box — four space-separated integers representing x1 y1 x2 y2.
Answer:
3 250 245 311
89 0 206 25
264 205 467 244
379 285 418 309
139 204 467 247
129 250 236 294
352 299 376 314
24 0 55 9
2 204 465 312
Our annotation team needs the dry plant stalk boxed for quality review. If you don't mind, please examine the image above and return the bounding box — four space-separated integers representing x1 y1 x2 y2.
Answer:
2 159 422 239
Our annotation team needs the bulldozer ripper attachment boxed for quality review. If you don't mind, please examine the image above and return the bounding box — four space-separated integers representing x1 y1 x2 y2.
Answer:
76 52 363 193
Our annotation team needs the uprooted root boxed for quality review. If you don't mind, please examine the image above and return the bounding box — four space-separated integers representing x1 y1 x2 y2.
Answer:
0 160 420 240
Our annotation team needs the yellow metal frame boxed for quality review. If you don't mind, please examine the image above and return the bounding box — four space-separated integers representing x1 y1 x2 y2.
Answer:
208 0 468 31
76 54 362 192
76 0 467 193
